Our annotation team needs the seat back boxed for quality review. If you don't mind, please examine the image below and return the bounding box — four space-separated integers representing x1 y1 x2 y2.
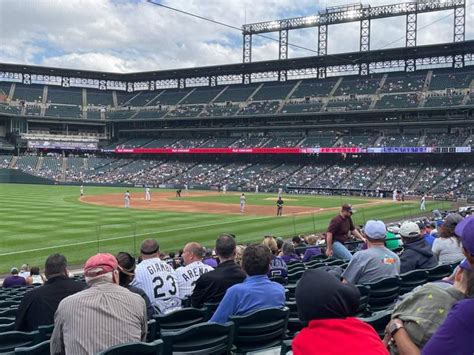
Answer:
426 264 453 282
358 309 392 338
356 285 370 316
14 340 50 355
152 307 207 337
0 321 15 332
230 307 290 353
162 322 234 355
0 308 18 317
203 302 220 320
365 277 401 312
38 324 55 340
285 301 305 335
284 284 296 300
97 339 164 355
286 262 305 273
269 276 288 285
399 270 429 294
0 330 40 353
287 270 305 284
0 316 15 325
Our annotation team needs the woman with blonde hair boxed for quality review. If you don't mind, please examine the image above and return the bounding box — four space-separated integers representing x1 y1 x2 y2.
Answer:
263 236 288 277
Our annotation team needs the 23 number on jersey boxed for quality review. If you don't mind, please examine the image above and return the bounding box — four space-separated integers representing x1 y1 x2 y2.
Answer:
152 275 177 298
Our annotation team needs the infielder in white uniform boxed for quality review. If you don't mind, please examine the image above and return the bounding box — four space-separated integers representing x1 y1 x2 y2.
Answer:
255 185 259 194
80 185 84 196
132 239 181 314
393 189 397 202
176 242 213 298
278 187 283 199
222 184 226 194
420 195 426 211
145 187 151 201
124 190 131 208
240 193 246 213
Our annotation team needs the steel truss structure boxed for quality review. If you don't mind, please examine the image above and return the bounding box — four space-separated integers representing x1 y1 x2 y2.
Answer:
1 41 473 93
242 0 466 63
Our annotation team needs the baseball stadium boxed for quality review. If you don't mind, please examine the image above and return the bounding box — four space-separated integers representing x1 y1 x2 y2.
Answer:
0 0 473 354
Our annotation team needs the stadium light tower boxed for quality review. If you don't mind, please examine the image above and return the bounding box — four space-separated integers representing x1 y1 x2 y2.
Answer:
242 0 466 71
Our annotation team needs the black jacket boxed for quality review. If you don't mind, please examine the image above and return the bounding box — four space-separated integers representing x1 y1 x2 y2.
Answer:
15 275 85 331
191 260 246 308
400 237 438 273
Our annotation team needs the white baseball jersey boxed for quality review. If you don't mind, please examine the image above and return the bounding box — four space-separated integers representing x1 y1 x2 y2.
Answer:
132 258 182 314
176 260 214 298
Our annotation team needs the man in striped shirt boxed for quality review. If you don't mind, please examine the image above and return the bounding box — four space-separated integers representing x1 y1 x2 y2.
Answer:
132 239 182 314
176 242 214 298
50 253 147 355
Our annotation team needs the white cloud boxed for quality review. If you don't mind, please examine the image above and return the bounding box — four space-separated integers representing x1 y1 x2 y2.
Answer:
0 0 472 73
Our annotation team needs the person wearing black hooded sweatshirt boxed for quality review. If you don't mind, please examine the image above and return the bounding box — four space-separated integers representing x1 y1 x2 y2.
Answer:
399 221 438 273
292 269 387 355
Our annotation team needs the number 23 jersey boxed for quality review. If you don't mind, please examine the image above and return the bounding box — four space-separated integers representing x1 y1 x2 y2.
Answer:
132 258 181 314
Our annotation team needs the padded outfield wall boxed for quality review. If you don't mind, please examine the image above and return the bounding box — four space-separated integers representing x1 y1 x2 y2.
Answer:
0 169 54 185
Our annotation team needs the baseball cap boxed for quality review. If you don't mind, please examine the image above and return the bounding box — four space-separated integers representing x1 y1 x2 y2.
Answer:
400 221 421 238
364 220 387 240
11 267 18 274
459 259 472 272
84 253 118 277
455 215 474 256
342 204 356 213
444 213 463 229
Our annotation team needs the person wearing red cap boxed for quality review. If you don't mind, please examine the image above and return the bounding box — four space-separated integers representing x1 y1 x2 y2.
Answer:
50 253 147 355
326 204 365 260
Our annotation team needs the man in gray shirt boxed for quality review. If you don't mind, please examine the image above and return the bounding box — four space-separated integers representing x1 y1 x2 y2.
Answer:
342 220 400 285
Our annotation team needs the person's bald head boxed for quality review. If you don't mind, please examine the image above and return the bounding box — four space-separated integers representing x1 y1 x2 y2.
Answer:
140 239 160 260
183 242 205 265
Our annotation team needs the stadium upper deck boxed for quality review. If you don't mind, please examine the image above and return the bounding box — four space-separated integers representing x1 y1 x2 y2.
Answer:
0 41 473 126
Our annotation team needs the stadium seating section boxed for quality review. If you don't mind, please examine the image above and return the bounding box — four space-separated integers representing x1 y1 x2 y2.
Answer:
0 66 472 120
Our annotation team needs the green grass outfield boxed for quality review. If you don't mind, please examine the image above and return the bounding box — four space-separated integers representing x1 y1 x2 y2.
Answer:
0 183 452 274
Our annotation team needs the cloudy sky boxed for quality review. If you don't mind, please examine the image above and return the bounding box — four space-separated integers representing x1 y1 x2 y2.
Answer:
0 0 473 73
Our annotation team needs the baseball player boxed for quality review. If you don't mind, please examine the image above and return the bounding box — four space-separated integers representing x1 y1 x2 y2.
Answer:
276 197 284 216
176 242 214 298
132 239 181 314
145 186 151 201
124 190 131 208
80 185 84 196
222 184 227 194
278 187 283 199
420 195 426 211
240 193 246 213
184 184 188 193
255 185 259 194
393 189 398 202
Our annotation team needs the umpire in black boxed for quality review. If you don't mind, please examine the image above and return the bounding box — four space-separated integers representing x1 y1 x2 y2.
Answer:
277 197 284 216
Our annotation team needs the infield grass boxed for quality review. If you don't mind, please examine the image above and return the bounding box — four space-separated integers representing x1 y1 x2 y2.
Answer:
0 183 453 274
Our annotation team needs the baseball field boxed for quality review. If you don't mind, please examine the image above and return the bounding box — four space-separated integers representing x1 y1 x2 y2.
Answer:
0 183 453 274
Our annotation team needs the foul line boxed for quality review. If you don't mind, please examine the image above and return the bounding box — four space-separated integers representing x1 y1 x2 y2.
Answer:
0 215 275 257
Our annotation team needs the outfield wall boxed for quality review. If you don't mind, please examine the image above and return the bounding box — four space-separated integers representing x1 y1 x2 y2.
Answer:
0 169 54 184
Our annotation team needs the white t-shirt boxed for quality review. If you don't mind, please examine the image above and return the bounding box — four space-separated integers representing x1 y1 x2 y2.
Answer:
176 260 214 298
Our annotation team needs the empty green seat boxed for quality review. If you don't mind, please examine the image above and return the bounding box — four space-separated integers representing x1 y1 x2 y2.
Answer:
230 307 290 354
0 330 40 353
399 270 429 294
161 322 234 355
364 277 401 312
97 339 164 355
152 307 207 338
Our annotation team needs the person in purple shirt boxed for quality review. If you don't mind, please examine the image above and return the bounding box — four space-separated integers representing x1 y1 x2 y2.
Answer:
2 267 27 288
280 242 301 265
303 236 322 262
384 215 474 355
202 248 218 268
210 244 286 324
